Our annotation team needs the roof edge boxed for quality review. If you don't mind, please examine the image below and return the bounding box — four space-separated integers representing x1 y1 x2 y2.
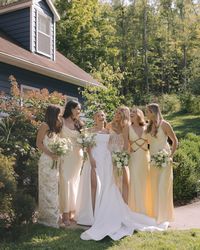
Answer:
0 1 32 15
0 51 103 88
0 0 60 21
45 0 60 21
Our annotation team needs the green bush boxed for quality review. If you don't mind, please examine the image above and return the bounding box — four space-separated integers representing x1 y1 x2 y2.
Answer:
81 84 124 123
158 94 181 114
173 133 200 204
12 190 36 226
0 79 66 238
179 93 200 114
0 153 16 233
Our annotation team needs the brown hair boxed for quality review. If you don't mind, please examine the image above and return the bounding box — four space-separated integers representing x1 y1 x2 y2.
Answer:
131 107 145 126
63 100 84 132
45 105 62 136
146 103 163 137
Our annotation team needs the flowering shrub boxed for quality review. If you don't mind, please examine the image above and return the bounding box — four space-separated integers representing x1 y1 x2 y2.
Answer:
0 76 66 234
0 153 16 232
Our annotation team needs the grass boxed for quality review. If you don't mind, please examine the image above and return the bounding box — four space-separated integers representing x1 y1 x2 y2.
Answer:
0 224 200 250
164 113 200 138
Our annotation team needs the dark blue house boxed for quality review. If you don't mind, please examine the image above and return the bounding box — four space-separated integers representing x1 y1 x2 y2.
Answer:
0 0 100 101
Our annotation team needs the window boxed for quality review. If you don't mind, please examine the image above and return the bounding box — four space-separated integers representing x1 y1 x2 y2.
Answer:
66 96 79 103
36 11 51 57
20 85 40 107
21 85 39 96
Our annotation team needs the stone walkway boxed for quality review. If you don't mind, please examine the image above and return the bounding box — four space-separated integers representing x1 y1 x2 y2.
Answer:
170 200 200 230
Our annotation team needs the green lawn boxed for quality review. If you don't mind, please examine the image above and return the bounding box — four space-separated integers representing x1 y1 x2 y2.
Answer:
0 224 200 250
164 113 200 138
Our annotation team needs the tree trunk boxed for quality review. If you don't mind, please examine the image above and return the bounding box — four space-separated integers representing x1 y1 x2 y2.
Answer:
143 2 149 94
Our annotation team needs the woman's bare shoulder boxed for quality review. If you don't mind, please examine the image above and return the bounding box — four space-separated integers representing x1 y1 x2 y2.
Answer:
38 122 49 131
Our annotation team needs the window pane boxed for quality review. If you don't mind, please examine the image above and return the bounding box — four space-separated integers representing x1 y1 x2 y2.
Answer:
38 32 51 55
38 14 50 35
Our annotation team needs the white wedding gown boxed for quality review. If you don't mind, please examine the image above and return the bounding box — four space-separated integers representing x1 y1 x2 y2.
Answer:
77 133 168 241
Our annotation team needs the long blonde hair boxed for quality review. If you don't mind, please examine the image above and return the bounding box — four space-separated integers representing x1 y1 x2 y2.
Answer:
130 107 145 126
146 103 163 137
111 106 130 133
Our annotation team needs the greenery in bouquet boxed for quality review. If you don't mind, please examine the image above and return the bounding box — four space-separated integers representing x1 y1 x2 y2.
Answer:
112 151 129 176
48 134 73 169
150 149 170 168
77 129 96 174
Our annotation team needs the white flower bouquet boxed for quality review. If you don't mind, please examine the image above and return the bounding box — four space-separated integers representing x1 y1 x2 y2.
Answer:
150 149 170 168
48 134 73 169
112 151 129 176
77 129 96 174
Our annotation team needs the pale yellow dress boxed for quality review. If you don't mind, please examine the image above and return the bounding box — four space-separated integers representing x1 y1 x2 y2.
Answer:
148 125 174 223
108 128 124 193
59 125 83 214
128 126 151 216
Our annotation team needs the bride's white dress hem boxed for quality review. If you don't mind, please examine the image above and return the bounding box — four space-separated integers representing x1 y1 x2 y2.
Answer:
76 133 168 241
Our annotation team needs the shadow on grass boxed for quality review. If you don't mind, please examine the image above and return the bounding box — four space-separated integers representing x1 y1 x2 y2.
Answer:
0 224 118 250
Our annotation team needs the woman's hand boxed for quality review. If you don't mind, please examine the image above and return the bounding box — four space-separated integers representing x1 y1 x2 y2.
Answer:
169 155 173 162
49 153 59 161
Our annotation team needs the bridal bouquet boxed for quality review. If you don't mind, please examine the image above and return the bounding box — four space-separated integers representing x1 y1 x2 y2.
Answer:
77 129 96 174
48 134 73 169
150 149 170 168
112 151 129 176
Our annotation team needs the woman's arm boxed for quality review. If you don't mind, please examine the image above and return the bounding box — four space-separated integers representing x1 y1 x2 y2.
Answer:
36 123 57 159
162 121 178 157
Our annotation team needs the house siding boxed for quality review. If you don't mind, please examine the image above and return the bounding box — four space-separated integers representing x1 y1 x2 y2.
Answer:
0 63 83 100
0 8 30 50
35 0 53 18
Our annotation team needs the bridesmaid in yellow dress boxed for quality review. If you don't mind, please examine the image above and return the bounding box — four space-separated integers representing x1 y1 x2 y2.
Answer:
60 100 83 226
128 107 151 216
146 103 178 224
107 106 130 203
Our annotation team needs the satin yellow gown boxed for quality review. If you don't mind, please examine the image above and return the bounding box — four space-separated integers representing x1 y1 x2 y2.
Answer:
128 126 151 216
59 125 83 214
148 126 174 223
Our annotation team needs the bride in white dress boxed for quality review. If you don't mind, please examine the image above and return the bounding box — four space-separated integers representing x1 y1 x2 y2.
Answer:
76 111 168 241
75 111 108 226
